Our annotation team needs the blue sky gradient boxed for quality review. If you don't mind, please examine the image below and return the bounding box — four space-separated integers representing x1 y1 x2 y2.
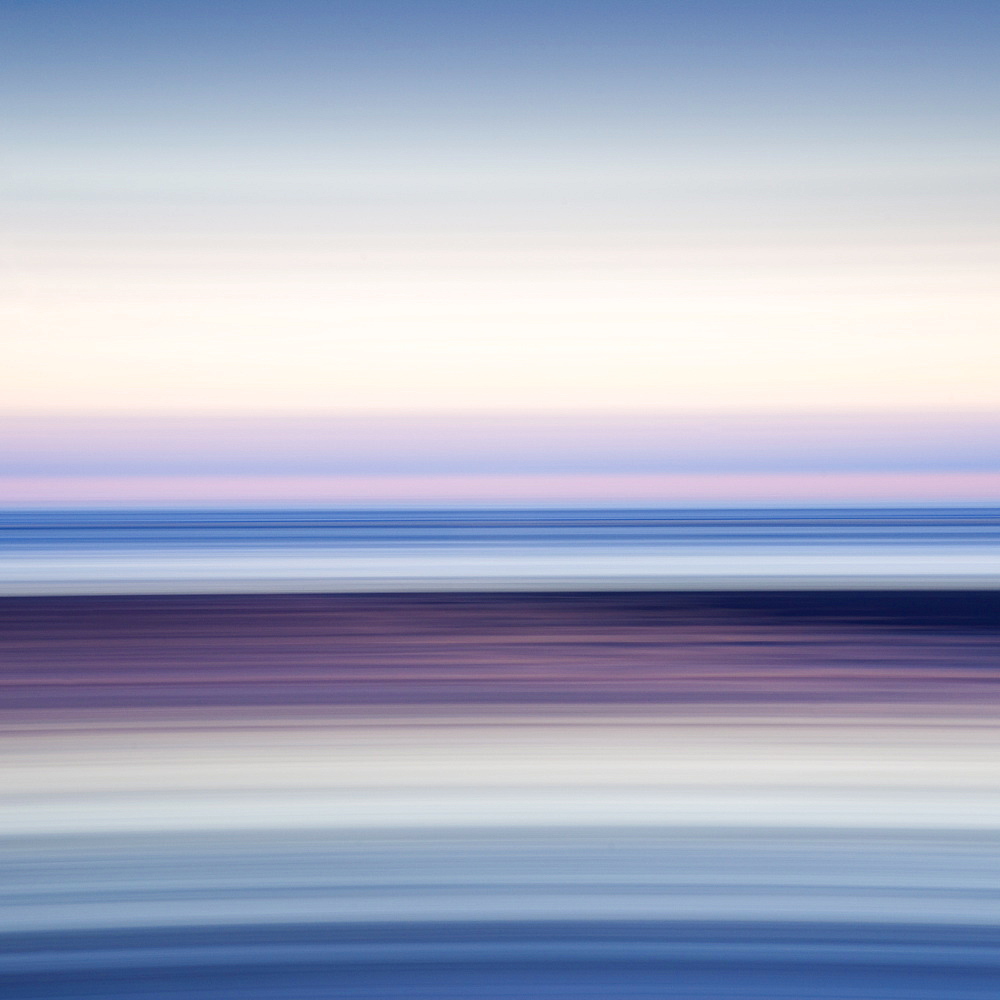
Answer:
1 2 998 494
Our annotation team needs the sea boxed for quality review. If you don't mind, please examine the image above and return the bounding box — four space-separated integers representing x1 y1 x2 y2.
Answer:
1 504 998 593
1 505 998 998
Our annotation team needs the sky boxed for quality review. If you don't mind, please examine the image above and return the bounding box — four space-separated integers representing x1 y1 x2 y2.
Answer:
1 1 998 502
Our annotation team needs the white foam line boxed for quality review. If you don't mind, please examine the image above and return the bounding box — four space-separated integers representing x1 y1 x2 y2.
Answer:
1 545 998 594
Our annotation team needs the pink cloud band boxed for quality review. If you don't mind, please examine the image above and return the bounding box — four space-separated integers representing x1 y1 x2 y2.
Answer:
2 471 998 507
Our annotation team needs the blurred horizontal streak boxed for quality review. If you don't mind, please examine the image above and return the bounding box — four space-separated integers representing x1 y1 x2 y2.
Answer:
1 507 998 593
4 413 1000 475
5 924 1000 970
2 591 998 836
3 473 1000 507
1 588 998 998
2 590 999 710
3 921 1000 1000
